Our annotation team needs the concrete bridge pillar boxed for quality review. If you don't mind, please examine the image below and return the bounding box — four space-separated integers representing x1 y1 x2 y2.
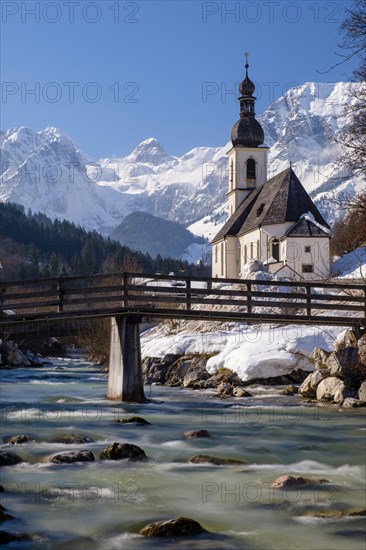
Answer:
107 315 145 402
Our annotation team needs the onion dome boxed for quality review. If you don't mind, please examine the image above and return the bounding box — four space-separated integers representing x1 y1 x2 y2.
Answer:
231 56 264 148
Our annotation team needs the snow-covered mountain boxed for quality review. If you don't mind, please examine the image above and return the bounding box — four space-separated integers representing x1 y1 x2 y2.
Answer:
0 82 363 250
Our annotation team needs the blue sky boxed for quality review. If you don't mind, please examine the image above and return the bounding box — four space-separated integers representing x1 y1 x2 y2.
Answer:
1 0 360 158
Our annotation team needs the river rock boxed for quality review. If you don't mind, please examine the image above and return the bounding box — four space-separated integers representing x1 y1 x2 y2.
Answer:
140 516 205 537
217 382 233 396
0 505 14 523
55 434 94 444
143 357 171 385
358 381 366 402
357 334 366 365
117 416 151 426
51 450 95 463
334 347 366 388
304 508 366 519
316 377 345 403
190 455 245 465
311 347 332 370
272 475 329 489
298 374 316 398
184 430 211 438
336 329 359 349
165 358 193 386
341 398 364 408
5 435 33 445
100 442 146 461
311 369 329 389
1 341 31 367
182 365 210 388
281 385 298 395
233 387 253 397
0 451 23 466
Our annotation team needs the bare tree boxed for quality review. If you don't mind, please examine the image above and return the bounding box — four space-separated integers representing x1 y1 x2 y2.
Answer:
337 0 366 177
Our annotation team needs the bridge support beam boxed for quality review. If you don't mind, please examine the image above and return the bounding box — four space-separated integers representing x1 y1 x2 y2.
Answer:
107 315 145 403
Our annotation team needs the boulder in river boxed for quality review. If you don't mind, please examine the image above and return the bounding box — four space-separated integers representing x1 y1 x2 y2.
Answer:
303 508 366 519
5 435 33 445
55 434 94 444
140 517 206 537
51 450 95 463
184 430 211 438
358 381 366 402
358 334 366 365
281 385 298 395
117 416 151 426
233 387 253 397
341 397 364 408
0 451 23 466
0 341 31 367
271 475 329 489
298 374 316 398
190 455 246 465
0 505 14 522
217 382 233 397
316 377 345 403
100 442 146 461
182 365 210 388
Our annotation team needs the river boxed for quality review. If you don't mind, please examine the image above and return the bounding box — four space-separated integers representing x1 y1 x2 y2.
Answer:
0 357 365 549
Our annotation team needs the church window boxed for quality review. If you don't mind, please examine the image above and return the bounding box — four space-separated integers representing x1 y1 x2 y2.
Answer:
246 158 256 181
221 242 224 276
257 239 260 259
250 241 254 259
244 244 247 264
256 203 265 217
269 238 280 261
215 245 218 263
302 264 314 273
230 160 234 189
238 243 241 265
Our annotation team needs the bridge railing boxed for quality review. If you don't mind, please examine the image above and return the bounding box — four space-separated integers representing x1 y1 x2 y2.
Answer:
0 272 365 326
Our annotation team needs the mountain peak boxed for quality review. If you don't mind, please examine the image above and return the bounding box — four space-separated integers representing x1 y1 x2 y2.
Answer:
129 137 173 165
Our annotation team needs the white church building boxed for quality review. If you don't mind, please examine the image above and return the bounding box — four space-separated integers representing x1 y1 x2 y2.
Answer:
211 60 331 281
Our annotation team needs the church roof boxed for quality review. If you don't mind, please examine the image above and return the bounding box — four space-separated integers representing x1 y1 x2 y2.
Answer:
211 167 329 244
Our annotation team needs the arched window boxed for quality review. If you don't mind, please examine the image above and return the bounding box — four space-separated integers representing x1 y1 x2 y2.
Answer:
269 238 280 262
246 158 256 182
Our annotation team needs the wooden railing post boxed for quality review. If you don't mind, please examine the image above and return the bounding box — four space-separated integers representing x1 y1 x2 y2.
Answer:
186 278 191 311
247 282 252 314
57 278 64 313
123 272 129 308
306 284 312 317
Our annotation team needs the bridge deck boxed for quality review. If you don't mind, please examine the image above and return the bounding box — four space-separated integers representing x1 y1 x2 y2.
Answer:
1 271 365 331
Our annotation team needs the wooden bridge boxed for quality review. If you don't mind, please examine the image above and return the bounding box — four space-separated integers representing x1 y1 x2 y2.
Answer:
1 272 365 402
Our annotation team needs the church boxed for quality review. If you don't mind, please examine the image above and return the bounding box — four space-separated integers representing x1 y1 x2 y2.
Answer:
211 59 331 281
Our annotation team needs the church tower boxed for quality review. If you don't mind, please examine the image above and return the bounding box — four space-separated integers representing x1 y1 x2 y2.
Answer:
227 55 268 216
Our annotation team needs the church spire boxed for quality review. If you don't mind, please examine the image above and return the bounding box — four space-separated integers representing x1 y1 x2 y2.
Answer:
239 53 256 117
231 54 264 147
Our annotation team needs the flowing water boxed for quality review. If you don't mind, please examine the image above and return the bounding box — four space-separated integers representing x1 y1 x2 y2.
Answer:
0 357 365 549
